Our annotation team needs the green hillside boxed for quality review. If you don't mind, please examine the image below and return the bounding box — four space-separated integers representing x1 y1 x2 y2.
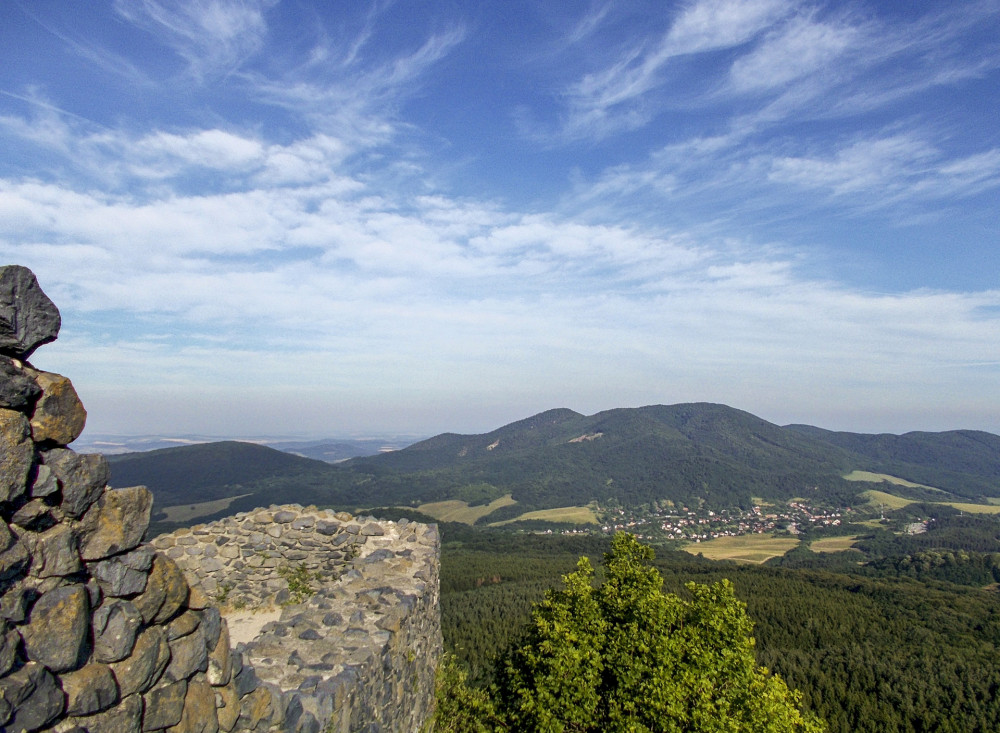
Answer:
108 404 1000 532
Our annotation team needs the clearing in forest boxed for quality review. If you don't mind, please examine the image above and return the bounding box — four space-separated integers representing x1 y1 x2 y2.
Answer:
416 494 517 524
810 535 860 553
489 505 600 526
683 533 799 564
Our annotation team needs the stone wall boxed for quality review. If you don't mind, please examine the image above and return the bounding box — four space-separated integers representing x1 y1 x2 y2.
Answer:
151 507 441 732
0 266 441 732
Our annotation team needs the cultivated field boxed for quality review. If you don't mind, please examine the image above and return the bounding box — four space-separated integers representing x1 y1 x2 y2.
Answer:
810 535 860 553
159 493 252 523
860 489 1000 515
843 471 943 492
490 505 600 526
416 494 517 525
683 534 799 564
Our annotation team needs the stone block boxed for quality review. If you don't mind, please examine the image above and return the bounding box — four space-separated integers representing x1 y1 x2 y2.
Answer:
22 584 90 672
141 678 187 730
26 369 87 446
0 408 32 503
41 448 109 519
0 662 64 732
92 599 143 663
29 522 82 578
0 265 61 359
110 626 171 697
59 663 119 716
0 356 42 411
172 678 220 733
78 486 152 560
67 692 142 733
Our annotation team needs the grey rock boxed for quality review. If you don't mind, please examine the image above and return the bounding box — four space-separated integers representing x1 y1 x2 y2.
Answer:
25 368 87 446
110 626 170 697
0 623 19 677
92 600 143 663
59 663 119 716
141 678 187 730
0 661 64 732
172 678 219 733
0 265 61 359
68 692 142 733
132 552 188 625
41 448 110 519
89 551 150 596
77 486 152 560
0 408 32 503
164 623 208 682
167 609 202 641
199 606 222 650
0 356 41 411
0 581 29 622
21 584 89 672
10 498 52 529
29 522 82 577
29 463 58 498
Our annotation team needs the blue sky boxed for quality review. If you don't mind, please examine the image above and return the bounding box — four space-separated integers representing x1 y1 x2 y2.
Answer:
2 0 998 438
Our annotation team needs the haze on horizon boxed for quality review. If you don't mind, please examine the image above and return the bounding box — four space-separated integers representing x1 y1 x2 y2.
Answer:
2 0 998 439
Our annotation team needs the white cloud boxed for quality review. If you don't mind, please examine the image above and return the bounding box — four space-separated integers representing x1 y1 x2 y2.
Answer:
665 0 791 56
113 0 273 78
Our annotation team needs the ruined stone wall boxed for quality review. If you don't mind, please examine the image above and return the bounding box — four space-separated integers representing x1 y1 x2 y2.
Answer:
0 266 441 732
152 507 441 732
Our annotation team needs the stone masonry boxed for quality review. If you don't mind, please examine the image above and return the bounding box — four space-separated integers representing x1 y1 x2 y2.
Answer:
151 507 441 732
0 266 442 732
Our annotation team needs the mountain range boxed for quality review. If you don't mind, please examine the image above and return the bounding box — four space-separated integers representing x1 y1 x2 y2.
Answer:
106 403 1000 531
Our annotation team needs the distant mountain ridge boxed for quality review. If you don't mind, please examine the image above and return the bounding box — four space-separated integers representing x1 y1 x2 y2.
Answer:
108 404 1000 531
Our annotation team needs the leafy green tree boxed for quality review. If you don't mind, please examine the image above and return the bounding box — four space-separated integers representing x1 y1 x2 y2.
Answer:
495 533 824 732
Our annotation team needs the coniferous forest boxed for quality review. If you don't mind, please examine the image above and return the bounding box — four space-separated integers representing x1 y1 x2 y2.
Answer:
437 526 1000 733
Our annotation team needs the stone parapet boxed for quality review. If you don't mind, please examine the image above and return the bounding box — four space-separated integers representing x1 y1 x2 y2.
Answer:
151 506 442 732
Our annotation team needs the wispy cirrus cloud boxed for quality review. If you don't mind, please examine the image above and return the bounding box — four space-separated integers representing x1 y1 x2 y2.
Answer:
112 0 274 79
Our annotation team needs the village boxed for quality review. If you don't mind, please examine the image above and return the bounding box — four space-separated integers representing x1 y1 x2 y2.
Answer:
597 500 848 542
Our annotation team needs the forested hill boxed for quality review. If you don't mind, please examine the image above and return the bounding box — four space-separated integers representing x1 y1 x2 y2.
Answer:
110 404 1000 527
344 403 999 511
786 425 1000 499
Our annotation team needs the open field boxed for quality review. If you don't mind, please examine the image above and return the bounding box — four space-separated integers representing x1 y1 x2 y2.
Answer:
810 535 860 553
860 489 1000 515
843 471 943 492
490 505 600 526
160 494 252 523
416 495 517 525
683 534 799 564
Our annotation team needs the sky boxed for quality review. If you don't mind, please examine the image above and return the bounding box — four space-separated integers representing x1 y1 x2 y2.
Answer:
1 0 998 439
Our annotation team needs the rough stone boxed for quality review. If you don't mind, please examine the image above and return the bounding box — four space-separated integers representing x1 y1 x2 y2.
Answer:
0 623 18 677
0 265 61 359
206 622 232 686
0 523 30 582
0 408 33 503
214 681 241 732
171 678 220 733
141 679 187 731
0 356 41 411
59 663 119 716
89 548 152 597
29 463 59 498
77 486 152 560
110 626 171 698
68 692 142 733
26 369 87 446
92 599 143 663
133 553 188 625
42 449 110 519
164 624 208 682
28 522 82 578
0 662 64 732
22 584 90 672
